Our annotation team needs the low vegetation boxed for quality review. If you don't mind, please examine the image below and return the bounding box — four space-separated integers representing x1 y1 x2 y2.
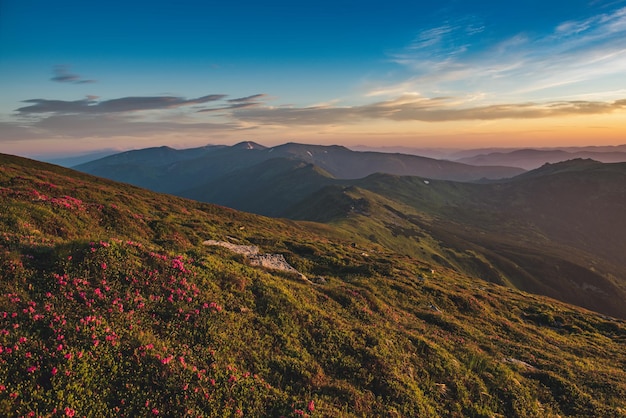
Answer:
288 162 626 319
1 154 626 417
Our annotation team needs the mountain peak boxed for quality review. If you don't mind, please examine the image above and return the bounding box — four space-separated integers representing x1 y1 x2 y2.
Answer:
517 158 604 179
274 142 352 153
232 141 266 150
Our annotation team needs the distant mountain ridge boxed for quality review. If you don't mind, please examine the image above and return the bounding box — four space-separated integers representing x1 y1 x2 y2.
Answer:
350 143 626 163
455 148 626 170
75 141 524 194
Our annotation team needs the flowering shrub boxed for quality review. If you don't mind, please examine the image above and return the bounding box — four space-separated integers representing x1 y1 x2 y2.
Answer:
0 240 290 416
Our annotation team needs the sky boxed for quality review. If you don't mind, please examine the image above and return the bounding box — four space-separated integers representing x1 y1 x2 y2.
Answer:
1 0 626 158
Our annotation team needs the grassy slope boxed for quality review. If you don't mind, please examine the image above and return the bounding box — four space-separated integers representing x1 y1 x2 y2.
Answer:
180 158 336 217
285 163 626 319
1 154 626 417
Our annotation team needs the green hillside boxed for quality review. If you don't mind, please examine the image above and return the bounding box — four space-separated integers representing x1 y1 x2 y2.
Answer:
1 154 626 417
180 158 336 217
285 161 626 319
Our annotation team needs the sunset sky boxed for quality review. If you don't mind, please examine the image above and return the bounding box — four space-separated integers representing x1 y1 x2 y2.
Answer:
1 0 626 158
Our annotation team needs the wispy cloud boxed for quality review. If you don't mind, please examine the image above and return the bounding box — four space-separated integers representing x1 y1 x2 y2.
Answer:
377 6 626 104
404 17 484 61
50 65 96 84
197 94 268 113
230 95 626 126
0 113 241 141
4 92 261 141
197 102 263 113
228 94 268 103
16 94 227 115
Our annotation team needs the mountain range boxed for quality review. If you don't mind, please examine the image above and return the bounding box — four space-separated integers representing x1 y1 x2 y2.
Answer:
350 143 626 169
2 152 626 416
76 143 626 319
74 142 524 192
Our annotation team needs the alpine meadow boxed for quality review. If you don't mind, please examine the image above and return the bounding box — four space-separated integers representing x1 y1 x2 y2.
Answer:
2 0 626 416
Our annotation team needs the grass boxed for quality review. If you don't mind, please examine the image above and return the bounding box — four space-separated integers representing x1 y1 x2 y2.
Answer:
1 153 626 417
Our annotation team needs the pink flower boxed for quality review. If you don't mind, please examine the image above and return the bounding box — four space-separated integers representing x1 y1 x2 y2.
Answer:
64 407 76 417
171 258 186 272
307 400 315 412
51 367 58 375
27 365 37 373
151 408 159 415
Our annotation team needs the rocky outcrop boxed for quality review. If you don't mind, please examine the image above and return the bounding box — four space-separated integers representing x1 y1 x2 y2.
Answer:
202 240 260 256
203 239 309 282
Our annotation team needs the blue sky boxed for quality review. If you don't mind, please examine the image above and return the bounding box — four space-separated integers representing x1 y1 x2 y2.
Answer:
1 0 626 156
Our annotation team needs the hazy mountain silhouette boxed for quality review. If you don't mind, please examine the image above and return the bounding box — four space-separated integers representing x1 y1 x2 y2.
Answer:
75 141 525 195
456 148 626 170
36 149 119 167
